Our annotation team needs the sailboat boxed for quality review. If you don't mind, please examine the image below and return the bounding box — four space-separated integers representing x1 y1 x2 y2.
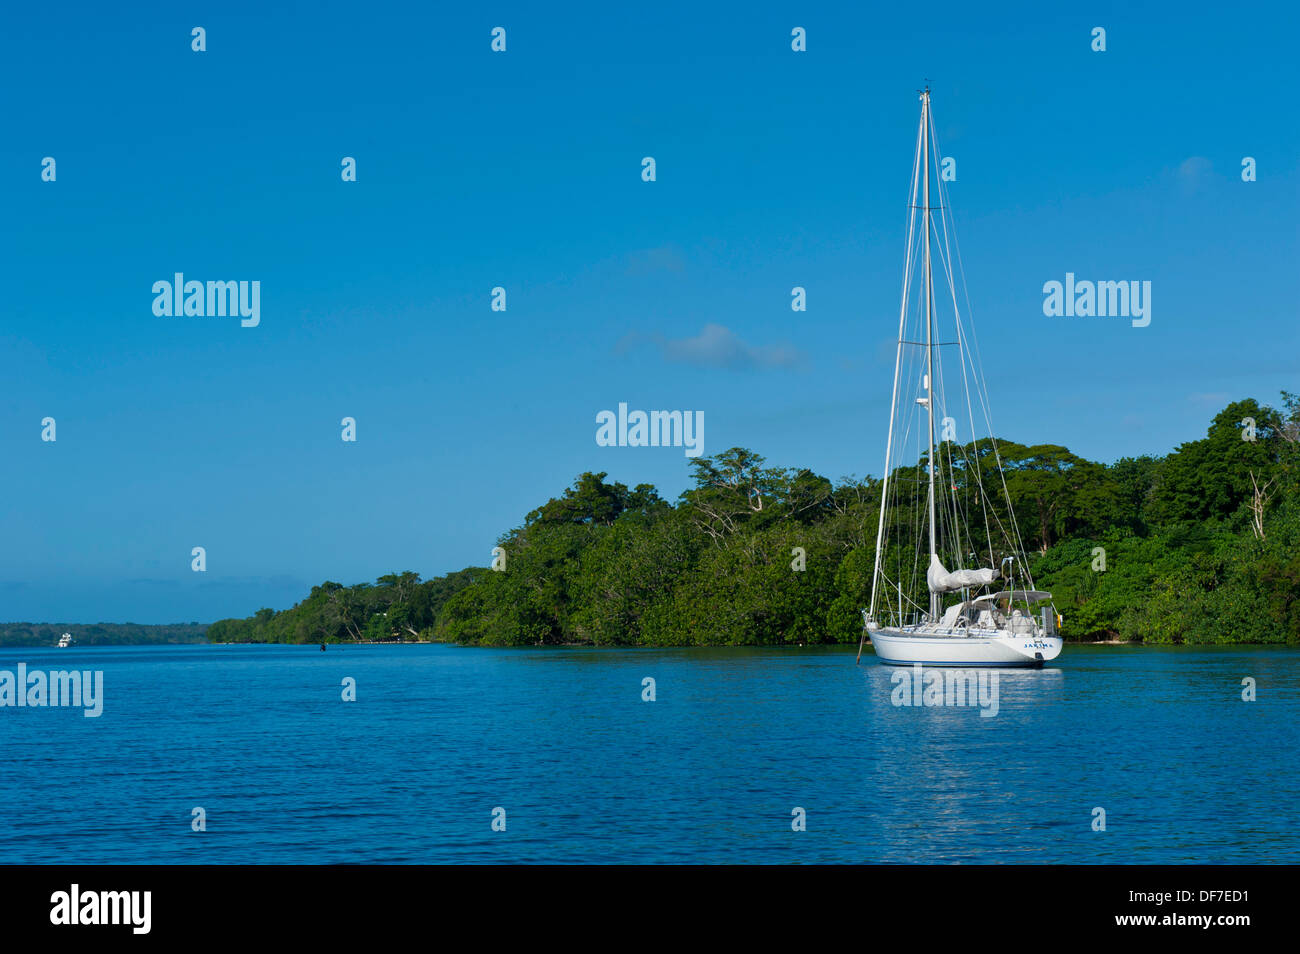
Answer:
858 88 1063 668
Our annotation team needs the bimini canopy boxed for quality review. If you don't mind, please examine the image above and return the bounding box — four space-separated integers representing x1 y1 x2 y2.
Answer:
971 590 1053 604
926 555 998 594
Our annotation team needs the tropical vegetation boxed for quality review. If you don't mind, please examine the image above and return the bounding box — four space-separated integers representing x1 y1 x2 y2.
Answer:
206 394 1300 647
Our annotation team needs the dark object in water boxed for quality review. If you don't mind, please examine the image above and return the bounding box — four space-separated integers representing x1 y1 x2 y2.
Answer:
320 643 326 652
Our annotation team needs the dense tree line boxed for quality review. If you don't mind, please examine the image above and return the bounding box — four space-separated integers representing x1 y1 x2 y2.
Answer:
208 394 1300 646
206 569 479 644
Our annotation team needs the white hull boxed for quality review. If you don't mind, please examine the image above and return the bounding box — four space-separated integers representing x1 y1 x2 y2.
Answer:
868 626 1062 668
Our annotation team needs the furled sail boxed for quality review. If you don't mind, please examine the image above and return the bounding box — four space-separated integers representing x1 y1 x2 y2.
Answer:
926 554 998 594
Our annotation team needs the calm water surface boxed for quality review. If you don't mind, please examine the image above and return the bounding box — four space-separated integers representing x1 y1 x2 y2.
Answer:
1 643 1296 863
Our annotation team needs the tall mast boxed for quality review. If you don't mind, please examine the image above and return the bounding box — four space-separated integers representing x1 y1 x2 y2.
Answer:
922 87 938 621
865 88 926 632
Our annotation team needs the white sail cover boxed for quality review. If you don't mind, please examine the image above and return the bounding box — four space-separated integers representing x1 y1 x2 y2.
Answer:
927 554 998 593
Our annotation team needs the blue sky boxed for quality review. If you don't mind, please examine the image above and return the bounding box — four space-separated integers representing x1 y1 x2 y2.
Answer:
2 1 1297 622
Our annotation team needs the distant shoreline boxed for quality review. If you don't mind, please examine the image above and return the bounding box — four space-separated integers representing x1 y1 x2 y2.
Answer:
0 621 207 650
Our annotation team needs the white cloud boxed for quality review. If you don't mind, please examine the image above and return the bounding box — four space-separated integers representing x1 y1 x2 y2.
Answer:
623 244 687 276
1175 156 1213 191
618 323 806 370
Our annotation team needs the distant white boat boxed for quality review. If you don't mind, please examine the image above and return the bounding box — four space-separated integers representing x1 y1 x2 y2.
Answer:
858 89 1063 669
57 632 73 648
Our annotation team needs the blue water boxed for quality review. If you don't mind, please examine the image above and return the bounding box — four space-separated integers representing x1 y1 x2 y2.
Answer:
0 643 1296 863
